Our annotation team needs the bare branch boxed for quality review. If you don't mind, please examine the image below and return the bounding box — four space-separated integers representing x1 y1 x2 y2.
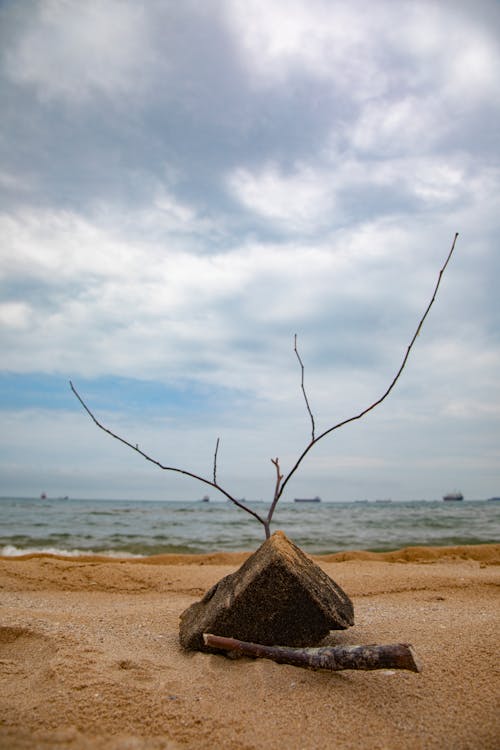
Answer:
69 381 267 529
213 437 220 484
276 232 459 505
294 333 315 441
71 233 458 540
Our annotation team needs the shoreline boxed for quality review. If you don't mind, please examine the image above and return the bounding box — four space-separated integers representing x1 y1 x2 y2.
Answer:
1 542 499 748
2 541 499 566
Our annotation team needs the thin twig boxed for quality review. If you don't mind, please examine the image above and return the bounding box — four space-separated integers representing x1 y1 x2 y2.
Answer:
271 458 283 499
69 381 266 528
265 458 284 536
294 333 315 441
275 232 459 506
213 437 220 484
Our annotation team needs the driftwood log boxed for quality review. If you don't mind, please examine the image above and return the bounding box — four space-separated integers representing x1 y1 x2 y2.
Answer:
203 634 422 673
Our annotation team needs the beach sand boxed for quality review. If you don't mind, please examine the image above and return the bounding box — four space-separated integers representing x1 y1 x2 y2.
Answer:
0 543 499 749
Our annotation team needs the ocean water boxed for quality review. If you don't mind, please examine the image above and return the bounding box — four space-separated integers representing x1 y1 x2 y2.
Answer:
0 497 498 557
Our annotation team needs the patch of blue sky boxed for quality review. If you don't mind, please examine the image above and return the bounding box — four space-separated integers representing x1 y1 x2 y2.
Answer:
0 372 246 417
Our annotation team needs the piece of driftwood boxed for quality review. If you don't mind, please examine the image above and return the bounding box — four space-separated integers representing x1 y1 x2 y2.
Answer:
203 634 422 673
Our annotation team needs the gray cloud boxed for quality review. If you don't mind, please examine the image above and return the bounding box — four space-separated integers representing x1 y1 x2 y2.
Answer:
0 0 499 501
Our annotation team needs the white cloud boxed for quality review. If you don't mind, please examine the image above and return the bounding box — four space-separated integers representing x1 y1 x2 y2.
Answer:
0 203 423 390
225 0 391 99
153 189 196 225
355 155 470 207
227 147 494 234
227 0 499 97
348 96 448 155
0 209 143 283
443 398 500 419
4 0 154 102
228 162 338 231
0 301 32 330
445 36 500 102
403 5 500 105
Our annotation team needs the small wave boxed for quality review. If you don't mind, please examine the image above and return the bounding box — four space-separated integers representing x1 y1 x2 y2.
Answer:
0 544 144 559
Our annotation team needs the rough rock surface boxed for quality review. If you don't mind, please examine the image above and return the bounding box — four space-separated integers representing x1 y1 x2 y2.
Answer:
179 530 354 652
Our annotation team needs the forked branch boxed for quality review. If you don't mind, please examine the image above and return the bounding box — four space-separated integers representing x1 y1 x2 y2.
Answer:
71 233 458 539
69 381 267 530
263 457 284 535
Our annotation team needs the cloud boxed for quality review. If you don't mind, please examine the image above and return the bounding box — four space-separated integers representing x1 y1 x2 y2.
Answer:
0 200 428 410
347 96 449 155
0 301 32 330
0 0 499 502
4 0 155 103
0 199 479 416
227 146 497 238
0 169 35 192
225 0 392 98
228 162 338 232
226 0 500 103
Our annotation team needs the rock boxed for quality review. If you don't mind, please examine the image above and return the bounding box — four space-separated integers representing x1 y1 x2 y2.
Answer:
179 530 354 652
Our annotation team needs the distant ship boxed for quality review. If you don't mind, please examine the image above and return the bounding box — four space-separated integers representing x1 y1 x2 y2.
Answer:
200 495 210 502
443 491 464 502
40 492 47 500
294 496 321 503
487 496 500 502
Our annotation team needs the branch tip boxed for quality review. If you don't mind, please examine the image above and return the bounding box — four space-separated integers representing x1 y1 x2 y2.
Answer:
277 232 460 502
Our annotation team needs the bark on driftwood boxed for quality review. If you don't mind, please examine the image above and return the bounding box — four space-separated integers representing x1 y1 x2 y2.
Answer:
203 633 422 673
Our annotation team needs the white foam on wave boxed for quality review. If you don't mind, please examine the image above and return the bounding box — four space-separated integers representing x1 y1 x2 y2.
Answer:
0 544 144 558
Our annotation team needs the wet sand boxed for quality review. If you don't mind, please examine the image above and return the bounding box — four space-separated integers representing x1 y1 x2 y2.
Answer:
0 543 499 749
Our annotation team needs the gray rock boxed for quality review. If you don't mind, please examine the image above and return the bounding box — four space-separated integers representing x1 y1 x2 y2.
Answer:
179 530 354 652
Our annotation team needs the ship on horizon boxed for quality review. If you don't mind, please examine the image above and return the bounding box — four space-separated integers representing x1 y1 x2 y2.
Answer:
294 496 321 503
443 491 464 502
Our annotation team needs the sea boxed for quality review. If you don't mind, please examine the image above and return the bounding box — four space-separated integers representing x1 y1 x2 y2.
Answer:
0 496 498 557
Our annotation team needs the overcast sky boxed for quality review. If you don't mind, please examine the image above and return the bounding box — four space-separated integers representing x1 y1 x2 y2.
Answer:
1 0 499 506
